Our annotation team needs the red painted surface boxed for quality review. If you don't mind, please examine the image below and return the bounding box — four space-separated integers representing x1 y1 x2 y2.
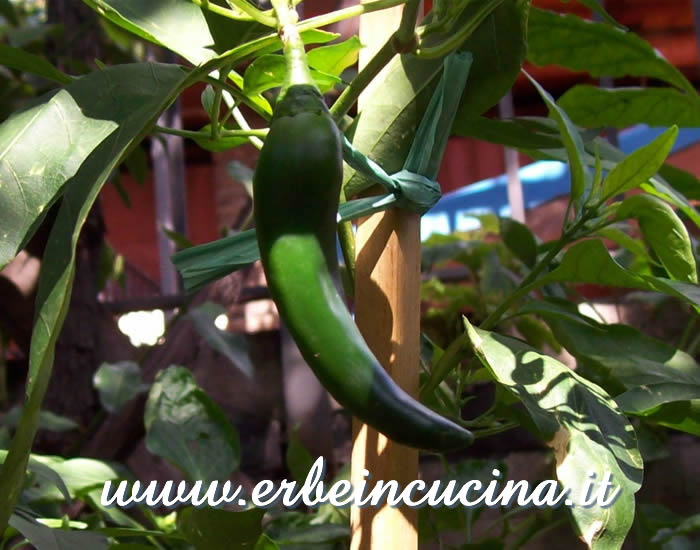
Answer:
100 164 220 283
100 0 700 287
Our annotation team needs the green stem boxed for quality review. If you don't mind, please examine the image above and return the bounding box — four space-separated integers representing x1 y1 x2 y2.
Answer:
210 67 232 140
191 0 277 26
330 37 396 123
421 216 593 397
271 0 316 91
297 0 407 33
201 75 272 120
153 125 268 139
337 213 356 295
472 422 518 438
414 0 504 59
479 240 566 331
394 0 421 51
231 106 265 150
679 313 698 351
196 0 406 83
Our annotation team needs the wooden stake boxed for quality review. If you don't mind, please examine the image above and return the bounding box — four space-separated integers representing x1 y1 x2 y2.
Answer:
350 5 420 550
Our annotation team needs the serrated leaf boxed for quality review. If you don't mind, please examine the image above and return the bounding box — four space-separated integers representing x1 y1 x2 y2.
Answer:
558 86 700 128
463 318 642 550
528 8 696 94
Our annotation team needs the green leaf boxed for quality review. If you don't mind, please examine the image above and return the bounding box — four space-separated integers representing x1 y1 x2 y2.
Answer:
587 137 700 230
172 229 260 294
30 456 124 500
499 217 537 267
266 522 350 546
455 0 530 121
9 512 109 550
0 450 71 504
180 507 265 550
0 44 72 84
1 406 78 432
344 50 445 195
82 0 337 66
0 62 188 533
243 54 341 95
658 163 700 201
453 115 564 149
343 25 462 197
535 239 700 310
93 361 147 414
0 0 19 26
463 318 643 550
285 428 315 485
528 8 696 94
616 194 697 283
188 302 254 377
144 366 240 483
192 124 249 153
596 226 658 266
307 36 362 76
0 90 117 270
254 534 280 550
558 86 700 128
524 71 587 205
601 126 677 199
162 227 194 250
81 0 245 65
564 0 623 28
122 145 148 186
615 383 700 415
542 317 700 390
643 400 700 436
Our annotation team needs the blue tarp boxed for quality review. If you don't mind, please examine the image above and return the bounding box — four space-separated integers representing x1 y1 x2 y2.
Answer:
421 125 700 240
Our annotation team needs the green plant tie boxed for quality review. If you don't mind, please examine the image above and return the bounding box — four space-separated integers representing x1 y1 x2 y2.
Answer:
338 51 472 221
174 51 473 292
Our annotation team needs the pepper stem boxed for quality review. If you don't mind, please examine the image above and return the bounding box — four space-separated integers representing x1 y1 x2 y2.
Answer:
271 0 317 95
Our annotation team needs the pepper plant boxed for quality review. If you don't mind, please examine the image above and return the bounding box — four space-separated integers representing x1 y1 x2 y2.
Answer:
0 0 699 549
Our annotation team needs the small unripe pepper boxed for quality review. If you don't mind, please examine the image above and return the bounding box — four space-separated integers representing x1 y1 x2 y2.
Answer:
253 7 473 452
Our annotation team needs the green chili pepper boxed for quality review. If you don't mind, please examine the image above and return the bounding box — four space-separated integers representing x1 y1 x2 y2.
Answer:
253 7 473 452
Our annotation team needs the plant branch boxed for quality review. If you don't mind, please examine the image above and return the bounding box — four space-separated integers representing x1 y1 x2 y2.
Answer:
201 75 272 120
330 37 395 123
191 0 277 27
297 0 407 32
154 125 268 139
414 0 504 59
394 0 421 51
